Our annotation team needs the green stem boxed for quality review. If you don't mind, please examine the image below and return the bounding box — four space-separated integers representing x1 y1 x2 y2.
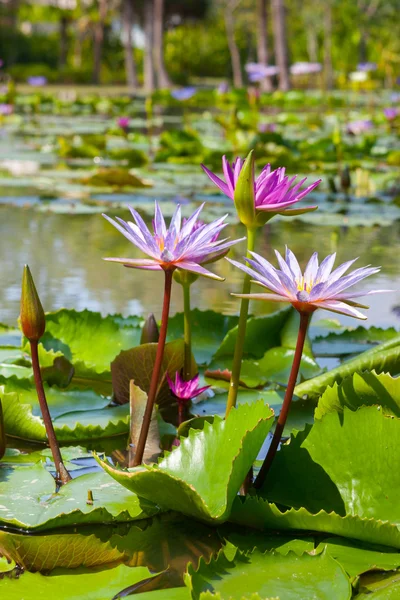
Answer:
133 269 174 466
225 227 257 418
183 282 192 380
30 340 71 485
254 311 311 489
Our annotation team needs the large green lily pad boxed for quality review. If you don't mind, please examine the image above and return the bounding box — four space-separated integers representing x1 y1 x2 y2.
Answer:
0 463 158 531
186 547 352 600
262 406 400 523
97 401 274 523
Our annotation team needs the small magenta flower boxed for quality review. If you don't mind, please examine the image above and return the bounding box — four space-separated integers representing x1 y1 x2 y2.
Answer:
167 372 210 403
167 371 210 425
384 108 399 121
117 116 130 131
228 247 387 320
202 153 321 225
103 202 244 280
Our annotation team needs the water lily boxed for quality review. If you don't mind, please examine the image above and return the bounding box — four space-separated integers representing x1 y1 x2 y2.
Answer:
27 76 47 86
347 120 373 135
202 152 321 417
384 107 399 121
201 155 321 221
290 62 321 75
117 116 130 131
167 372 210 403
236 248 388 488
229 247 385 320
167 372 210 425
357 62 377 72
171 87 196 101
246 63 279 82
0 103 13 116
103 202 243 466
103 202 243 281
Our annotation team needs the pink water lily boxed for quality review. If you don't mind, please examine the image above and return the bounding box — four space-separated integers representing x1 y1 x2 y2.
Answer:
103 202 244 281
167 372 210 403
228 247 388 319
201 156 321 215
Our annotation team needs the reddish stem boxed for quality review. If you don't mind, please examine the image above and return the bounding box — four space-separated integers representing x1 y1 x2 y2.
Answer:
30 341 71 485
254 311 311 489
133 269 174 466
178 401 185 426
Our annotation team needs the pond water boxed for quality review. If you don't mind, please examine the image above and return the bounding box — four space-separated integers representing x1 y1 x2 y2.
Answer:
1 204 399 329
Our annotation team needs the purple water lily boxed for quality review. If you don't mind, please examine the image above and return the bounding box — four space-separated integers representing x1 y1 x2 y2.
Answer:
347 120 373 135
357 62 377 72
103 202 244 280
228 247 387 320
0 103 13 116
167 372 210 403
27 76 47 86
171 87 196 101
246 63 279 82
384 107 399 121
290 62 322 75
201 156 321 215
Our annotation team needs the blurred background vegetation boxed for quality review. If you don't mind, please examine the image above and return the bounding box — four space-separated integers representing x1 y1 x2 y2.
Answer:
0 0 398 89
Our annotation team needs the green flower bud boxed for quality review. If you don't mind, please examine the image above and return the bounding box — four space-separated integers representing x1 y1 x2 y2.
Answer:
140 313 160 344
173 269 199 287
233 150 256 228
20 265 45 342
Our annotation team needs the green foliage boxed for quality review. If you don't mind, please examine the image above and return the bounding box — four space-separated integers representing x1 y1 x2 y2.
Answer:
186 547 352 600
97 401 274 523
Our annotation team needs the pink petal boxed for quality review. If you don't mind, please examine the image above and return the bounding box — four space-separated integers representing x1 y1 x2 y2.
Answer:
176 261 224 281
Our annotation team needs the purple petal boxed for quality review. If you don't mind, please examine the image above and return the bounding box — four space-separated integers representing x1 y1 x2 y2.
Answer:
313 299 367 320
201 164 231 198
176 261 224 281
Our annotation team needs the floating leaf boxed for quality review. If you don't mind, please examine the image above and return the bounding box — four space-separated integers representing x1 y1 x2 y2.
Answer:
230 497 400 549
111 339 190 409
313 326 400 357
35 309 143 378
295 340 400 400
97 401 274 523
315 371 400 420
186 547 352 600
0 463 158 531
1 389 130 443
0 564 155 600
213 308 291 359
167 309 238 365
262 406 400 523
319 537 400 578
0 530 126 571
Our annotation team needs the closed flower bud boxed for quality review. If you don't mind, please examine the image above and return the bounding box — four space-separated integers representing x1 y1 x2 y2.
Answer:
20 265 45 342
140 313 160 344
233 150 257 228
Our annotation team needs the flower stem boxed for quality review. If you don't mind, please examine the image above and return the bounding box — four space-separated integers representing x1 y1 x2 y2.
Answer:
178 401 185 426
254 311 311 489
30 340 71 485
182 281 192 380
225 227 257 418
133 269 174 466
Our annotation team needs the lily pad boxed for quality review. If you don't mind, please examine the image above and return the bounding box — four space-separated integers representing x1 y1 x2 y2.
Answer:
230 497 400 549
97 400 274 523
0 462 158 531
315 371 400 420
313 326 400 357
262 406 400 523
36 309 143 378
186 547 352 600
167 309 238 365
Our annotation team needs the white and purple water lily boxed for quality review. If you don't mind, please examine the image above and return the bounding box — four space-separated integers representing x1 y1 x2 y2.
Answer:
228 247 387 319
167 372 210 403
103 202 244 281
201 157 321 215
